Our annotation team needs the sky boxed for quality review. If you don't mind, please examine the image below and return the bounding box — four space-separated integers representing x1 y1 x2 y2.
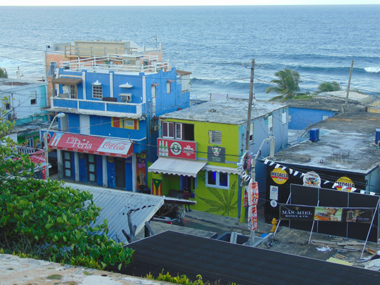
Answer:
2 1 379 6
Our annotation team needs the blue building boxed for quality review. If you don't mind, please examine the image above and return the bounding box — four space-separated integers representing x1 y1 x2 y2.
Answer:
286 93 368 130
46 54 191 191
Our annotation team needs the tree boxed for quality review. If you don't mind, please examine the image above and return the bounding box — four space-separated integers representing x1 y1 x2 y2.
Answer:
0 67 8 78
0 110 133 270
266 68 300 100
317 81 341 93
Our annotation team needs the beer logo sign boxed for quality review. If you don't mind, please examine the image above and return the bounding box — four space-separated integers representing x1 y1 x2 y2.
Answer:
271 167 288 185
335 176 355 191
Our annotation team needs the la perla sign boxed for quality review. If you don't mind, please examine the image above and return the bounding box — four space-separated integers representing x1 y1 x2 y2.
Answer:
66 137 92 149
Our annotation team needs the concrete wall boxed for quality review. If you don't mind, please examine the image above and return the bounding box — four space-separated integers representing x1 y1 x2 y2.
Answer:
289 107 336 130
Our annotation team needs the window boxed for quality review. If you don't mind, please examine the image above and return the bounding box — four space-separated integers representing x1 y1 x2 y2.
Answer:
26 137 34 148
87 154 96 183
268 115 273 133
69 85 76 99
166 81 171 94
206 171 229 189
5 102 10 110
162 122 194 140
30 91 37 105
282 111 287 124
111 118 139 130
92 85 103 99
63 151 72 178
162 121 174 138
209 131 222 144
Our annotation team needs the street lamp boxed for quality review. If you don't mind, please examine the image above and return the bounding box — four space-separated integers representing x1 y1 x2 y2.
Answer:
44 112 65 180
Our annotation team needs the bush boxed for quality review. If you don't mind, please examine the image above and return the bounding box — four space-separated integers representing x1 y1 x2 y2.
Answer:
0 113 133 270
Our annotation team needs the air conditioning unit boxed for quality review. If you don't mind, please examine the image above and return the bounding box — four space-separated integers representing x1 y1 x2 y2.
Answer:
120 93 132 102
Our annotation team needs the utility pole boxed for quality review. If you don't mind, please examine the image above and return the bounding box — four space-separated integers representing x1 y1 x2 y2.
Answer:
344 60 354 113
245 59 255 150
245 59 256 245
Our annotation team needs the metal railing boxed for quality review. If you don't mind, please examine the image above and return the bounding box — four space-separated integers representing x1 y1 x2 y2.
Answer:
59 55 170 73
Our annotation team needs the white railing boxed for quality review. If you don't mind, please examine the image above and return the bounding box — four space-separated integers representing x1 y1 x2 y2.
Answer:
16 146 41 154
59 56 170 73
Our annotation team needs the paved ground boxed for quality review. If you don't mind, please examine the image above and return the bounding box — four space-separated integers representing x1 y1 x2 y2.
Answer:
0 254 165 285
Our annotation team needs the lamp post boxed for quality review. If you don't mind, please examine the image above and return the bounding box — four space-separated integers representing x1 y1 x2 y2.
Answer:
44 112 65 180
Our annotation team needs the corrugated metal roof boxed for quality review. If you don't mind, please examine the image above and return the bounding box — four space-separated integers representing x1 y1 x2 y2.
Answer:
64 183 164 243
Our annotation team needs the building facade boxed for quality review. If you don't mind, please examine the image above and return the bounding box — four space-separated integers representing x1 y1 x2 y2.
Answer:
0 78 48 147
148 99 288 219
46 54 191 191
264 112 380 225
45 40 164 109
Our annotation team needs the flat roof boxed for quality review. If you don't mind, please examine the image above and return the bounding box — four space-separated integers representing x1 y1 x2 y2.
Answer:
160 99 286 125
123 231 380 284
270 112 380 174
0 78 46 91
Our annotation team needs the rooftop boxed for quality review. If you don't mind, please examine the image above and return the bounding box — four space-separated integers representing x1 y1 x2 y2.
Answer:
270 112 380 174
0 78 46 91
160 99 287 125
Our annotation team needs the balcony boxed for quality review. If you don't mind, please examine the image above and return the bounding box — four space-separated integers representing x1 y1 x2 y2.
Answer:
50 97 146 119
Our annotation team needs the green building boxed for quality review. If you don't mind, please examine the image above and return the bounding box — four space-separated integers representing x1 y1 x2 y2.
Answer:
148 99 288 220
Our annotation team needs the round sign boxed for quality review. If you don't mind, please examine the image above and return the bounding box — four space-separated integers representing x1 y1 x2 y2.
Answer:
335 176 355 191
271 167 289 185
270 200 278 208
170 142 182 156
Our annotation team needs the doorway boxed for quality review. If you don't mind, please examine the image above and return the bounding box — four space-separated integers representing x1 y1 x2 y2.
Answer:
115 158 125 189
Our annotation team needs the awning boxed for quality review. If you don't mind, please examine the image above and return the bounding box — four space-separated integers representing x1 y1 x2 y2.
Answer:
52 78 82 85
203 165 240 175
148 157 206 177
49 132 133 158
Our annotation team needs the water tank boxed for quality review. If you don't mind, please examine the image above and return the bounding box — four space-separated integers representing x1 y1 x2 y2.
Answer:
309 128 320 142
375 129 380 144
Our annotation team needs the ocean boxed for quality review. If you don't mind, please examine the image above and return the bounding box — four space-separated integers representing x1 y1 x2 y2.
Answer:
0 5 379 100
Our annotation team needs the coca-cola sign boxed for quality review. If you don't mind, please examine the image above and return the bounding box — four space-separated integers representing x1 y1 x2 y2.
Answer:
49 132 133 158
99 140 130 152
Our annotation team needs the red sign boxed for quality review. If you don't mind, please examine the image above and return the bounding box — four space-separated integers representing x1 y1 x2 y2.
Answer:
49 132 133 158
157 138 196 160
248 206 258 231
248 180 259 207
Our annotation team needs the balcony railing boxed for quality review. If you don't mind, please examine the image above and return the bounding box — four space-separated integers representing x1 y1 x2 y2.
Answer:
51 97 146 117
59 56 170 73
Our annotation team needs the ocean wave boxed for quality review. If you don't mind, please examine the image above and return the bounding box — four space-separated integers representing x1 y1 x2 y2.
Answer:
364 67 380 73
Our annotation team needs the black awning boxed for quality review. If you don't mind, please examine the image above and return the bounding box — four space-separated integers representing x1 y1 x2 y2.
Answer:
52 78 82 85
